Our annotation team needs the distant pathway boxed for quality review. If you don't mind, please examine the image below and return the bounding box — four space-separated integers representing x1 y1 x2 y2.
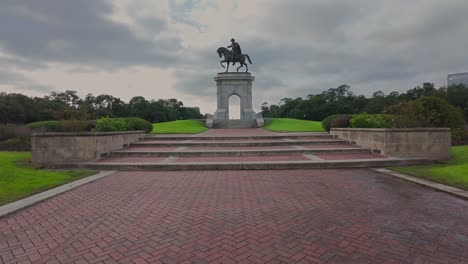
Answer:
1 169 467 263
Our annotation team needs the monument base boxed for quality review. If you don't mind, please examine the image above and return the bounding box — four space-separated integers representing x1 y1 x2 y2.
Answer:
213 73 256 121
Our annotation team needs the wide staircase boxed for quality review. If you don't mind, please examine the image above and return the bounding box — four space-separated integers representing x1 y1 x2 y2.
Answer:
72 129 431 171
213 119 256 128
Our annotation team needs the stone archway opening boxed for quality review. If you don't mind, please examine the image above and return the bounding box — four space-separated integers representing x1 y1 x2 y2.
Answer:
228 94 241 120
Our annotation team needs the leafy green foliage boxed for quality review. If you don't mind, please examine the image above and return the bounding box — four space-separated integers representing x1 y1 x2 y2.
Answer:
0 152 95 205
94 117 153 132
452 128 468 145
330 115 352 129
386 97 465 130
0 124 32 141
152 120 209 134
350 113 393 128
392 146 468 190
126 117 153 133
261 83 468 122
94 117 130 132
263 118 325 132
26 121 63 132
26 120 95 132
0 137 31 151
0 91 204 125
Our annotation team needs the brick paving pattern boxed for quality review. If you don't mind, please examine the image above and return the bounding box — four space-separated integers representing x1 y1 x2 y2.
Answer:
1 169 468 263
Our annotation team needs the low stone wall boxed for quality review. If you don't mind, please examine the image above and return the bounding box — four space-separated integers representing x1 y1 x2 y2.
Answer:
32 131 145 165
330 128 451 160
205 114 214 128
256 113 264 127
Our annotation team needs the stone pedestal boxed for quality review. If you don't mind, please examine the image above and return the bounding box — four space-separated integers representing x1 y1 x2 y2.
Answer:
213 73 256 120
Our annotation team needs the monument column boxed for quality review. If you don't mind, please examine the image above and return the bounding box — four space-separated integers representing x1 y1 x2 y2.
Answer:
213 73 256 120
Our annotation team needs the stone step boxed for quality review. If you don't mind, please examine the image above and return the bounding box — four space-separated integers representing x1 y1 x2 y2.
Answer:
213 119 256 128
61 157 432 171
131 139 349 147
111 147 370 157
143 133 334 141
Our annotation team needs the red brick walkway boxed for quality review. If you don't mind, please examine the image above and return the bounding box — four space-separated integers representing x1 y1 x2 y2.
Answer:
1 169 468 263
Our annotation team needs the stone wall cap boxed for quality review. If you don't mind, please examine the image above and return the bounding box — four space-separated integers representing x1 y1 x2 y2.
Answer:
214 73 255 81
32 131 146 137
331 128 451 132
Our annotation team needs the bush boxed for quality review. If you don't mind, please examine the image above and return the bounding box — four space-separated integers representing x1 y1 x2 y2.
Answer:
26 121 63 132
26 120 95 132
95 117 130 132
61 120 96 132
350 113 393 128
322 114 351 131
385 97 465 130
126 117 152 133
330 115 351 129
0 137 31 151
0 124 32 141
452 128 468 145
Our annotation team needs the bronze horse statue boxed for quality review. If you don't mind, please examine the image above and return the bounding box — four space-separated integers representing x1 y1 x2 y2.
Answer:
217 47 252 73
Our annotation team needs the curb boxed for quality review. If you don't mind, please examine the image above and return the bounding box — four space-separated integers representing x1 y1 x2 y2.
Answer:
372 168 468 200
0 171 116 218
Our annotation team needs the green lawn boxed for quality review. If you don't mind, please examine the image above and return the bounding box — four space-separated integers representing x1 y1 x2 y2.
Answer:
152 120 209 134
391 146 468 190
0 152 95 205
263 118 326 132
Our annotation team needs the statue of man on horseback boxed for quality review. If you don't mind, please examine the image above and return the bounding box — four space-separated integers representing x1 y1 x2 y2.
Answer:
227 38 242 65
217 38 252 73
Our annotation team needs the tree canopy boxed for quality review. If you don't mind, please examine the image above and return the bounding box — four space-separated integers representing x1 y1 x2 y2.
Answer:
261 83 468 122
0 91 203 124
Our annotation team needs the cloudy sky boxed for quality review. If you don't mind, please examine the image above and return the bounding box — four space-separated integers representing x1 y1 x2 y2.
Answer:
1 0 468 117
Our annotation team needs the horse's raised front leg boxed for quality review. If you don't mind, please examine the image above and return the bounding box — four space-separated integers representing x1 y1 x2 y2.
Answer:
220 60 225 68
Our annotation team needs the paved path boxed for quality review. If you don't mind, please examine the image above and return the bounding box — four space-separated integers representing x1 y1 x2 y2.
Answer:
1 169 468 264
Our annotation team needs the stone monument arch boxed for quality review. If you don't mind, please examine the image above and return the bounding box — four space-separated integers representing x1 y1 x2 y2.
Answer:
214 73 256 121
205 39 264 128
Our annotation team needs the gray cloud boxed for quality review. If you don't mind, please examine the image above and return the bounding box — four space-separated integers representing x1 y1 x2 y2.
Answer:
0 0 182 69
0 69 53 93
1 0 468 113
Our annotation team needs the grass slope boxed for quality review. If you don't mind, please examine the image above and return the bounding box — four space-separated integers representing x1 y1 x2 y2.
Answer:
392 146 468 190
263 118 325 132
0 152 95 205
152 120 208 134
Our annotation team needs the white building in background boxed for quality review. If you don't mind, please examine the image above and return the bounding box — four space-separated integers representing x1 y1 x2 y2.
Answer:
448 72 468 86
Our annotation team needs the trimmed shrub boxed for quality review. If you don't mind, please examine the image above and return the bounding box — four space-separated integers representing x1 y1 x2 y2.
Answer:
322 114 351 131
94 117 130 132
452 128 468 145
26 121 63 132
385 97 465 130
126 117 152 133
0 137 31 151
350 113 393 128
0 124 32 141
330 115 351 129
26 120 95 132
61 120 96 132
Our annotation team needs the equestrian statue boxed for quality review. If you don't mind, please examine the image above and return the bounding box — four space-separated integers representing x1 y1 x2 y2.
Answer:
217 38 252 73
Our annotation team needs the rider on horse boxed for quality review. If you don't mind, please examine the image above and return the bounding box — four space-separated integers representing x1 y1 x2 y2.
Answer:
227 38 242 65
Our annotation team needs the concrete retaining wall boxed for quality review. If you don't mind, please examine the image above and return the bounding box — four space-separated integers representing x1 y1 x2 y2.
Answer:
32 131 145 165
330 128 451 160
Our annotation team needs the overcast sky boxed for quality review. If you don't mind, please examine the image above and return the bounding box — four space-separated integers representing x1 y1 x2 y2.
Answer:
1 0 468 117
